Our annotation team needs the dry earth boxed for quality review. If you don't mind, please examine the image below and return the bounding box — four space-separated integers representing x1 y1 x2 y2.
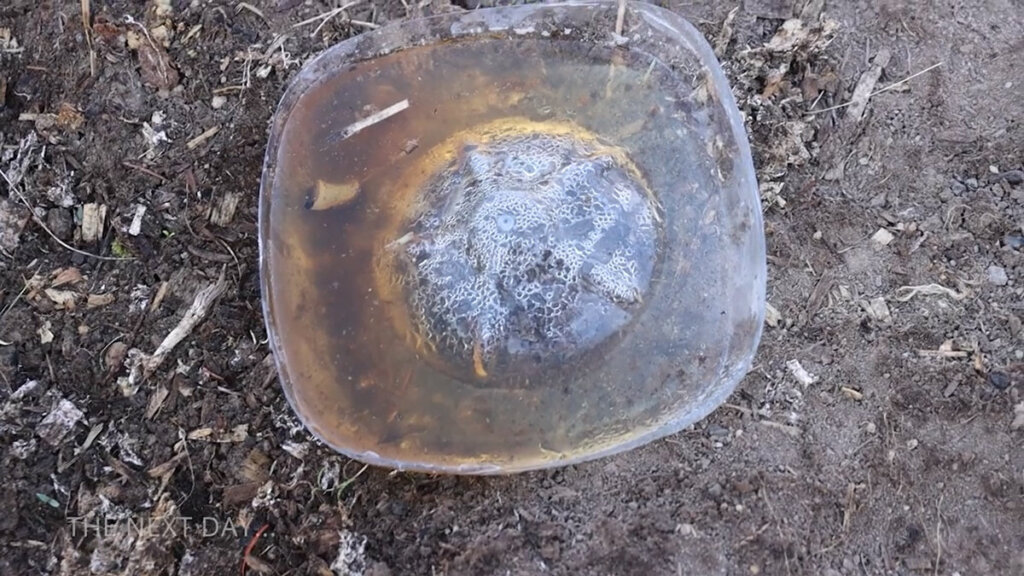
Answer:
1 0 1022 575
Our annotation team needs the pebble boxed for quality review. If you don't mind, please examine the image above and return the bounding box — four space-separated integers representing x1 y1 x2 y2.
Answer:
706 424 730 438
997 170 1024 185
987 371 1011 390
46 208 73 240
987 265 1009 286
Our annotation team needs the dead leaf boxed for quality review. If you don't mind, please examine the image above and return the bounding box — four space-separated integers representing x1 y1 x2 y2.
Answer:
147 453 184 478
51 267 84 287
38 320 54 344
135 37 180 91
81 203 107 244
240 449 271 483
44 288 79 310
145 385 170 419
105 341 128 370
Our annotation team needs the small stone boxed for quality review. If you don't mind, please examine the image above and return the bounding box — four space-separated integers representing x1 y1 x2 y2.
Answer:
46 208 73 240
965 177 979 189
211 95 227 110
706 424 730 438
105 341 128 370
871 227 895 247
906 438 919 450
998 170 1024 185
987 371 1011 391
987 265 1008 286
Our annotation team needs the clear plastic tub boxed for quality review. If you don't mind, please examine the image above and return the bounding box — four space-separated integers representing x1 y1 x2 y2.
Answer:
259 0 766 474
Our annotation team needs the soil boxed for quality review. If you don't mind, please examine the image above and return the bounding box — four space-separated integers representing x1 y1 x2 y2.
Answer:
1 1 1022 575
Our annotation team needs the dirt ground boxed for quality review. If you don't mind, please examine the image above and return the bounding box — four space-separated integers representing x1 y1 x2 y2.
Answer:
1 0 1022 575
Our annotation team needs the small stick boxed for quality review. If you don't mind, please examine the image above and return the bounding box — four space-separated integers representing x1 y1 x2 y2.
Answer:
235 2 270 27
186 125 221 150
122 161 167 182
615 0 627 37
337 99 409 141
809 61 944 115
293 1 362 37
81 0 96 76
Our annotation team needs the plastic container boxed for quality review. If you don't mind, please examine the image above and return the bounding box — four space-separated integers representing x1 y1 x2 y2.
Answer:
259 0 765 474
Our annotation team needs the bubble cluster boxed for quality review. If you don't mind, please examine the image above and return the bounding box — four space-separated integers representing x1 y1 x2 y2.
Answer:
393 130 659 373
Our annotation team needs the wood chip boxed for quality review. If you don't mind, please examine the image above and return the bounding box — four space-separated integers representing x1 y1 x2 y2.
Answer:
764 302 782 327
841 386 864 401
847 49 891 123
187 424 249 443
307 179 360 211
918 339 969 358
87 293 115 308
129 204 146 236
209 192 239 226
186 125 221 150
81 203 107 243
871 227 894 247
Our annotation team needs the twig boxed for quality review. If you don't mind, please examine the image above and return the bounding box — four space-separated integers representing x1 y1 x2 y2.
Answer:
293 1 362 37
122 161 167 182
126 269 229 387
0 167 130 261
81 0 96 76
614 0 626 37
809 61 944 115
186 126 221 150
846 48 891 123
349 19 379 29
0 276 31 326
934 493 943 576
337 99 409 141
236 2 270 27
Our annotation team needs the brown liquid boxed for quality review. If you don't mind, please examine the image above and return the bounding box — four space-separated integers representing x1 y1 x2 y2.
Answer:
264 37 723 471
